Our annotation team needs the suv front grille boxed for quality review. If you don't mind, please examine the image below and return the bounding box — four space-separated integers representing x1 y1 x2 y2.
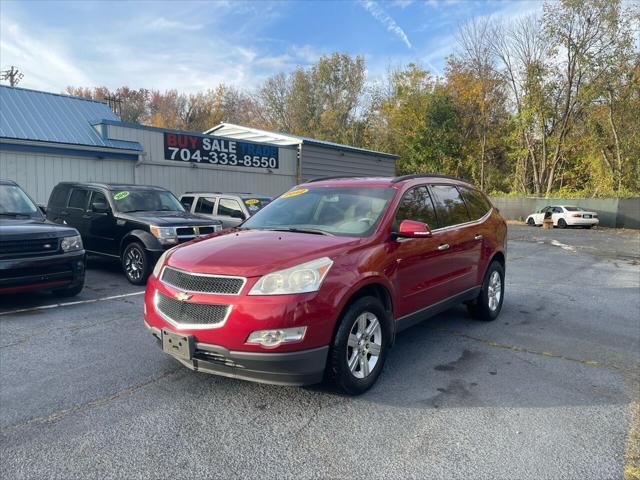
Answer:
156 292 230 327
176 226 219 238
0 238 60 258
161 267 245 294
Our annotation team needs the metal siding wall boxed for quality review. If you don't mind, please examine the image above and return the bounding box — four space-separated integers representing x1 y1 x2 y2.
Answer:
0 150 135 204
300 144 396 181
106 124 298 197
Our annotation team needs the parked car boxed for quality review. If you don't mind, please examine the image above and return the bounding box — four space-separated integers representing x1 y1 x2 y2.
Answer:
144 174 507 394
179 192 271 228
47 182 222 285
526 205 599 228
0 179 85 296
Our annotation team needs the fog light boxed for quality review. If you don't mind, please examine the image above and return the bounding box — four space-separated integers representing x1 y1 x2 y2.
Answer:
246 327 307 347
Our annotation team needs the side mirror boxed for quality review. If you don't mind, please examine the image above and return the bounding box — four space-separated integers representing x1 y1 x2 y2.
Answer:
230 210 246 220
91 202 110 213
37 204 47 215
397 220 432 238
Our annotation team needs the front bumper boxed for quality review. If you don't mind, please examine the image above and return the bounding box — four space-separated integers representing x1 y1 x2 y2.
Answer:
0 250 85 294
145 321 328 386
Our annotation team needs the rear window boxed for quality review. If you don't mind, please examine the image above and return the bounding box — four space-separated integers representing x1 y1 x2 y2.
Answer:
564 206 583 212
430 185 471 227
242 197 271 215
459 186 492 220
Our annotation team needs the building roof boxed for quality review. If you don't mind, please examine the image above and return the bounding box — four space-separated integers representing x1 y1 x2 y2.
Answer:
0 86 142 151
205 123 398 159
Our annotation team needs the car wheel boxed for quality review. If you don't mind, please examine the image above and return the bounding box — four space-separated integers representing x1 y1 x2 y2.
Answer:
52 281 84 298
558 218 567 229
467 261 505 322
584 225 593 229
527 217 535 226
328 296 390 395
122 242 151 285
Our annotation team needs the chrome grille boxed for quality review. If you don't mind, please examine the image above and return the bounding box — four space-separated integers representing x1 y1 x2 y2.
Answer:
161 267 245 294
156 292 229 327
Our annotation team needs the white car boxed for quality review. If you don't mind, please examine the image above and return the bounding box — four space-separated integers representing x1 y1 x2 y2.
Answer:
526 205 599 229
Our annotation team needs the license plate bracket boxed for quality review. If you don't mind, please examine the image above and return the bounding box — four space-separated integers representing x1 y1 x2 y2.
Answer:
162 328 194 360
584 214 591 218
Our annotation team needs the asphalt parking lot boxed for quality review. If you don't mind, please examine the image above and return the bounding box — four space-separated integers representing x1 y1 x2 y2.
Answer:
1 225 638 480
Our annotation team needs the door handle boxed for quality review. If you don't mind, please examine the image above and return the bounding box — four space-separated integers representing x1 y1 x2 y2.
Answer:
82 214 92 219
474 234 483 240
437 243 450 251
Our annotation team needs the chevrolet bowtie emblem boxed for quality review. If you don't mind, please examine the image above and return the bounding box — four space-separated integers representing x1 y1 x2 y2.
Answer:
174 291 192 301
194 226 200 235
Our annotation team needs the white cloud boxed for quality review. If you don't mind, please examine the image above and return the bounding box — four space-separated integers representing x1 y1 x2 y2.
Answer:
143 17 204 31
360 0 412 49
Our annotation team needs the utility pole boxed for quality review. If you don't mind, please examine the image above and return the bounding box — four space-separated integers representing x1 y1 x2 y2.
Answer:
1 66 24 86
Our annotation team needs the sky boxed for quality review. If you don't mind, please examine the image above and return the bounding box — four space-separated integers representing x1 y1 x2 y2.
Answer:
0 0 545 95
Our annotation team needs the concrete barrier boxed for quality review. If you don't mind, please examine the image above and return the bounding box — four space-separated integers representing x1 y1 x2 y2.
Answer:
489 197 640 229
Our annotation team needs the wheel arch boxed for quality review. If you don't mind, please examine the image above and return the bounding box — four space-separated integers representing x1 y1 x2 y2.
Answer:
120 230 162 256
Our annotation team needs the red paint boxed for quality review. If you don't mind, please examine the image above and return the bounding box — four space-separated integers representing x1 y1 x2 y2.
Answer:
144 176 507 352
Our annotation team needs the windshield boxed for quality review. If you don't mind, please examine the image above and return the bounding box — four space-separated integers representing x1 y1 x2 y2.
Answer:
0 184 42 218
111 189 185 213
242 197 271 215
241 187 395 237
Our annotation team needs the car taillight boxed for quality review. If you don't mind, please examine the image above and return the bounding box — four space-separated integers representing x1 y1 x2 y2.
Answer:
571 214 582 217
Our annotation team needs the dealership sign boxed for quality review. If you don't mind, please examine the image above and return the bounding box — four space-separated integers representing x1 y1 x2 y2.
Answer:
164 133 279 169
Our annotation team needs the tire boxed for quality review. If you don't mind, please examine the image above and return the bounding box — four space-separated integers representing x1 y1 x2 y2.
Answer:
52 281 84 298
327 296 391 395
122 242 151 285
558 218 567 229
527 217 535 226
467 261 505 322
584 225 593 229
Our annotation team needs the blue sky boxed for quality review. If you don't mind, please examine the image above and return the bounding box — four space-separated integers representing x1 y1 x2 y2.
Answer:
0 0 544 94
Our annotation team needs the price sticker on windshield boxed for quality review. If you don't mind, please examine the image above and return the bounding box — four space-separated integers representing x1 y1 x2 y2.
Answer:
281 189 308 199
113 191 129 200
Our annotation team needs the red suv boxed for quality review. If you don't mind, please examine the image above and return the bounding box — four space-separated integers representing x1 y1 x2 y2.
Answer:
144 175 506 394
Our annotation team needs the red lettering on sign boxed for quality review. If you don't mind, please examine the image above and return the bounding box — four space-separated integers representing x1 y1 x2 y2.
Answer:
189 136 199 149
177 135 188 148
166 134 177 147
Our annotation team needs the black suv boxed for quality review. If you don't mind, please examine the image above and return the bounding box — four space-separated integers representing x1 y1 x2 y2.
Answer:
0 179 85 297
46 182 222 285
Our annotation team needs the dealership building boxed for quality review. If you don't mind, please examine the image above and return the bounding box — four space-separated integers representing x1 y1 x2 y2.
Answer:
0 85 397 204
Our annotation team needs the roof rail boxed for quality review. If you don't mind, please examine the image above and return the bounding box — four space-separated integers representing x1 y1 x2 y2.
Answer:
390 173 471 184
305 175 362 183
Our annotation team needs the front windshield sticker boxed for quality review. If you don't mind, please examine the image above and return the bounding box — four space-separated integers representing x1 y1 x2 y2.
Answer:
281 188 308 199
113 191 130 201
244 198 260 205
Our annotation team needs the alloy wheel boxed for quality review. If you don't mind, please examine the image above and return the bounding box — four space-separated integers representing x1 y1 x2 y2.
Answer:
487 270 502 312
124 247 144 281
346 311 382 379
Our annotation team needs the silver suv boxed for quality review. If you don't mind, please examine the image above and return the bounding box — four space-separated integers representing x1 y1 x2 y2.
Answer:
179 192 271 228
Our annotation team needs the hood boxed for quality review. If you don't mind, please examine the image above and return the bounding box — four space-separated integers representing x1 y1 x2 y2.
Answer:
166 228 363 277
118 210 221 226
0 217 79 240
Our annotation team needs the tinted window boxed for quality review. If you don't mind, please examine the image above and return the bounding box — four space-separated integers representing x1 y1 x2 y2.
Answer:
68 189 89 210
90 191 107 208
195 197 215 214
394 186 438 230
430 185 471 227
552 207 563 213
181 196 195 211
459 186 491 220
242 197 271 215
49 185 70 207
218 198 244 218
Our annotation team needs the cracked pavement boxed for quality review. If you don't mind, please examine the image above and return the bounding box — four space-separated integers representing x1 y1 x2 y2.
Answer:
1 226 638 479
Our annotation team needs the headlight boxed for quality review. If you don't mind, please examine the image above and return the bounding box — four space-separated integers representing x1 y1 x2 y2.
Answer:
61 235 83 252
246 327 307 347
152 249 171 278
249 257 333 295
150 226 178 245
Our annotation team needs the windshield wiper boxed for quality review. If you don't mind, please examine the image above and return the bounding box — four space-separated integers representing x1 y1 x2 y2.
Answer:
267 227 332 236
0 212 32 218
